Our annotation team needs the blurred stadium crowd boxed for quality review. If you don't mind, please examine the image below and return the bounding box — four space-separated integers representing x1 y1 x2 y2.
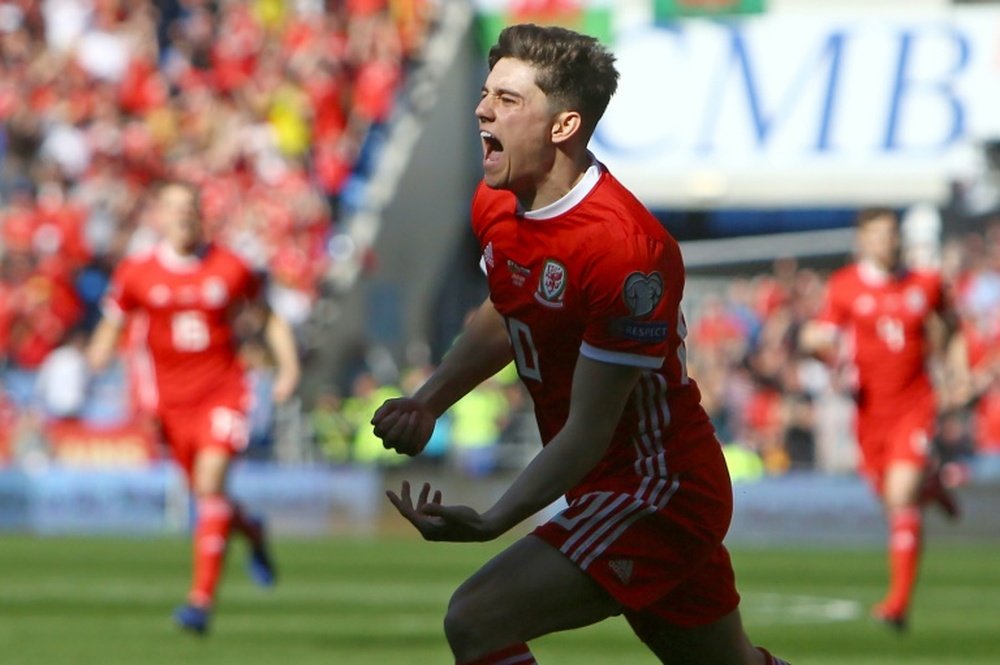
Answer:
686 224 1000 480
0 0 434 463
1 0 998 485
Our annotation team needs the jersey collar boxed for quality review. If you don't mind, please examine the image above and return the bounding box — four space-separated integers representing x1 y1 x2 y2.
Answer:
521 157 603 221
858 259 905 285
155 241 207 273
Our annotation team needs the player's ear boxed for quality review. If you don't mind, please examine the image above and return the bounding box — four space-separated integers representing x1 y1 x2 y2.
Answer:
551 110 582 145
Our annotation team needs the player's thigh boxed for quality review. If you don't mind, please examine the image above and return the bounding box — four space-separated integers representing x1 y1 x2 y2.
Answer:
191 446 234 496
882 461 924 509
882 410 934 508
449 534 622 639
626 606 759 665
159 407 198 480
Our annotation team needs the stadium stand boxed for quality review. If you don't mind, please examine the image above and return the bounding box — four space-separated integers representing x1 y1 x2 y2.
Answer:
0 0 438 465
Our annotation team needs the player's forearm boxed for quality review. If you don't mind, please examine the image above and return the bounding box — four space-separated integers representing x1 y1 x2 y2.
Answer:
85 317 123 371
264 313 301 381
483 356 642 536
483 421 611 536
413 298 512 417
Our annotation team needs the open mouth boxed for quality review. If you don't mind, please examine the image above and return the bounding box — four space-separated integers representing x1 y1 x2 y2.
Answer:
480 130 504 160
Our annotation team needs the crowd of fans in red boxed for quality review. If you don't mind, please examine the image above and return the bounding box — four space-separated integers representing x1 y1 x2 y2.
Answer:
0 0 435 462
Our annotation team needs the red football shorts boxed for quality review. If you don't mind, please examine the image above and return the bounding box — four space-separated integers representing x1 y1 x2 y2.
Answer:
157 386 250 479
533 439 740 628
856 395 935 494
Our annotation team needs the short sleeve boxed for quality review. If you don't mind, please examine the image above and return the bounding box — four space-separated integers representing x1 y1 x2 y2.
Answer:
578 235 677 369
815 274 849 328
101 261 137 323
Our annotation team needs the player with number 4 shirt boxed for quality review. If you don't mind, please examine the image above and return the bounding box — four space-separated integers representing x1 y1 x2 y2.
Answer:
87 181 300 635
801 208 962 631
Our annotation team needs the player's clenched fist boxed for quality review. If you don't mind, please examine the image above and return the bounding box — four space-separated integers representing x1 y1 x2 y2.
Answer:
370 397 436 456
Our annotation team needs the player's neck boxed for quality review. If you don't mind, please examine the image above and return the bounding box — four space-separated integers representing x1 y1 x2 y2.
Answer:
520 160 601 221
518 150 596 214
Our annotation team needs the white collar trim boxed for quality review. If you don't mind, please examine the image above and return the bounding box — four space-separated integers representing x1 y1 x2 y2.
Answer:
156 242 203 273
521 159 602 221
857 259 891 285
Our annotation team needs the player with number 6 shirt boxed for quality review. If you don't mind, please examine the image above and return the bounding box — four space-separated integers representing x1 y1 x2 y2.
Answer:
87 180 300 635
371 23 790 665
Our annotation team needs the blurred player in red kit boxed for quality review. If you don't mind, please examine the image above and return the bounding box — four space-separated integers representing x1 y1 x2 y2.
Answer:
371 24 790 665
87 181 300 634
801 208 961 631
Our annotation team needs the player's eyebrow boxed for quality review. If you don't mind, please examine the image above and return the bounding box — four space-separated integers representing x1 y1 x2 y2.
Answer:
481 85 525 100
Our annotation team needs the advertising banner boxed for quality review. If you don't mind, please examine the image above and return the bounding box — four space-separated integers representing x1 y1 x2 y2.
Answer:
472 0 613 50
470 5 1000 207
654 0 766 19
45 420 160 468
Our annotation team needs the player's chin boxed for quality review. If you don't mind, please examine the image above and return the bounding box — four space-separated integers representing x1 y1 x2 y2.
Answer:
481 172 500 189
481 166 508 190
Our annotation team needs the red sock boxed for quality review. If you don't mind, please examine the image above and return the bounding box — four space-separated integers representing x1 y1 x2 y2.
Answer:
458 643 536 665
884 507 923 615
188 494 233 607
757 647 792 664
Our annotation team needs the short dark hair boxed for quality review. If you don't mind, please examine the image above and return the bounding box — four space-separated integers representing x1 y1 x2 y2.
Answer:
857 207 898 227
488 23 619 137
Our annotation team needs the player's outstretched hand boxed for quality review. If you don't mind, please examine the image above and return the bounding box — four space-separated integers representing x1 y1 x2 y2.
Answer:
387 481 499 542
371 397 435 456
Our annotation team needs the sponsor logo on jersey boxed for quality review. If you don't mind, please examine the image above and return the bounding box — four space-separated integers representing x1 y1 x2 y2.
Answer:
178 286 199 305
507 259 531 287
622 271 664 318
610 318 669 342
483 241 495 271
149 284 171 307
608 559 634 585
855 293 876 315
905 286 927 313
535 259 567 308
202 277 229 308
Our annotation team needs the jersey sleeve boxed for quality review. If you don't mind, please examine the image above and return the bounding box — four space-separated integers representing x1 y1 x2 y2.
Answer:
578 233 676 369
227 249 263 302
815 272 850 328
923 270 946 314
101 260 138 323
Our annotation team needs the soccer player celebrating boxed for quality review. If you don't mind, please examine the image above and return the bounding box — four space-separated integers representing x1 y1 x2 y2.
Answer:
87 181 300 634
371 24 790 665
800 208 960 631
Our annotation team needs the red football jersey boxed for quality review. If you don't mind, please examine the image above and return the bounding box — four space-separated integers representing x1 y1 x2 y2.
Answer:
103 243 259 409
472 163 715 498
816 262 944 414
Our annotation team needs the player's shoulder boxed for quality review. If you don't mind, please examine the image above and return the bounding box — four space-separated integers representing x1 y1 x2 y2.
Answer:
206 242 256 272
592 169 670 238
471 181 517 231
576 170 676 258
115 247 157 274
828 264 861 289
906 267 943 289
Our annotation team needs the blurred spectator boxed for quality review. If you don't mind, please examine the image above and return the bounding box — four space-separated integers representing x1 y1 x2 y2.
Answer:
342 371 403 465
34 324 89 421
447 376 509 477
0 0 439 466
311 387 353 463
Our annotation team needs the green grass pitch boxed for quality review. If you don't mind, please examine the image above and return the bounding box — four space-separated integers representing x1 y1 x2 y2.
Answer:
0 535 996 664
